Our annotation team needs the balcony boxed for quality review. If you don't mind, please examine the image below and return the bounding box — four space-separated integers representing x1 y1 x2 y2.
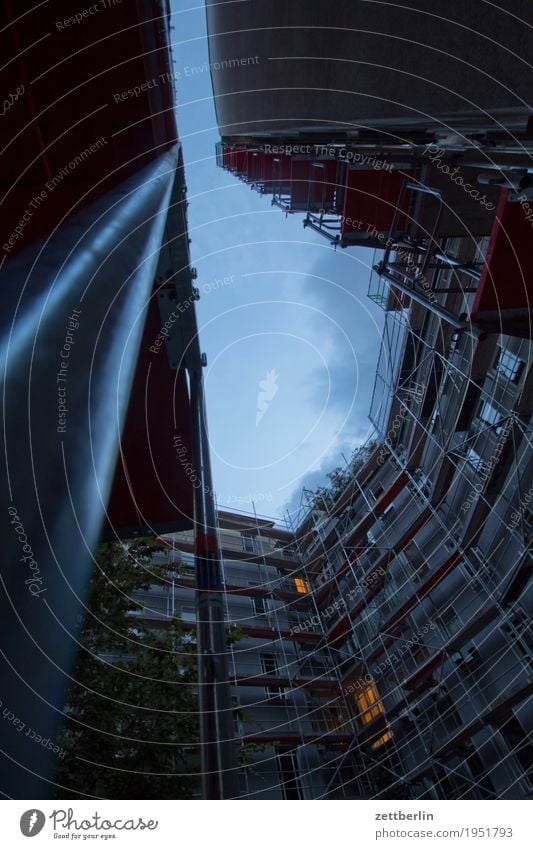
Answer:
431 675 533 759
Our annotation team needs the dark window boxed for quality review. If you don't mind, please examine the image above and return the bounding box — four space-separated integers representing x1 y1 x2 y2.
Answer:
242 534 255 553
261 653 278 675
502 555 532 604
277 748 302 799
499 715 533 787
465 751 495 796
455 382 482 432
252 596 267 616
435 693 463 734
438 607 461 639
262 653 286 699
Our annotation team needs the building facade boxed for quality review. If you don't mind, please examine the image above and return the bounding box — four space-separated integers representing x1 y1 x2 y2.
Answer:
208 74 533 794
141 514 355 799
289 251 532 798
138 339 532 799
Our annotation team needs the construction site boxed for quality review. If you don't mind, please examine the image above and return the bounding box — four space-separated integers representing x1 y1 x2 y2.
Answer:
0 0 531 803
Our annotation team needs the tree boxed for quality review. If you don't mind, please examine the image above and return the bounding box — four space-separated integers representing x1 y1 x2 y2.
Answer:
55 539 200 799
311 441 380 510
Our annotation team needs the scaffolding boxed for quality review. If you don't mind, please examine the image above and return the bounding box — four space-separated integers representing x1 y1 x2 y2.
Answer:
209 136 532 799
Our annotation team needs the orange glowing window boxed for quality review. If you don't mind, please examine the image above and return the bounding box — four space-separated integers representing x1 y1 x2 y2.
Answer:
371 728 393 750
295 578 310 594
356 683 385 725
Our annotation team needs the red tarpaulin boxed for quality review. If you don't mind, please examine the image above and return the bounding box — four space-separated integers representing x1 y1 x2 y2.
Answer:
342 168 411 234
472 189 533 321
106 298 194 537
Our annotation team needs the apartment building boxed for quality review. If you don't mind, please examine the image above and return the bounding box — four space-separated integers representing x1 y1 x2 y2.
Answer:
134 512 360 799
136 315 532 799
291 247 532 798
122 202 532 800
210 86 533 795
135 292 533 801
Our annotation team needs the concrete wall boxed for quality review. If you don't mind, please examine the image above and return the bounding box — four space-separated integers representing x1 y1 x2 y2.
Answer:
206 0 533 137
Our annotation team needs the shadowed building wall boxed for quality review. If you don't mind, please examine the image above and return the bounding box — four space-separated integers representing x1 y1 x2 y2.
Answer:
206 0 533 139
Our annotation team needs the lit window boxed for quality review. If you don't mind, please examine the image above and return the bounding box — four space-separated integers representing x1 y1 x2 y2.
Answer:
356 683 385 725
495 348 524 383
372 728 393 750
295 577 310 594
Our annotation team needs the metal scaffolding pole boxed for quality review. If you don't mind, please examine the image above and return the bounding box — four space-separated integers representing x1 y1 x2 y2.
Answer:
189 367 238 799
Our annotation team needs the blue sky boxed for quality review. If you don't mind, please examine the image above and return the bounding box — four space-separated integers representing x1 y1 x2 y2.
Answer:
170 2 384 522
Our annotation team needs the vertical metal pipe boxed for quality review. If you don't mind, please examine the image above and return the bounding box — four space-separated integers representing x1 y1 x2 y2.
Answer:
0 148 179 798
189 367 238 799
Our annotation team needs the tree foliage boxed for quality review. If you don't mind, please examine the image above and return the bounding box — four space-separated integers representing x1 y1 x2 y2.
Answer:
312 441 378 510
55 538 200 799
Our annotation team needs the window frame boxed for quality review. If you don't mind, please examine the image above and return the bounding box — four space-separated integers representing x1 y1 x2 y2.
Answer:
495 347 524 383
242 533 255 553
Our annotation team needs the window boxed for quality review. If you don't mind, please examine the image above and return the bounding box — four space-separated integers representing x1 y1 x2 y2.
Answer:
451 646 481 672
242 534 255 553
435 693 463 732
495 348 524 383
413 645 430 665
180 606 196 623
466 447 486 473
438 607 461 639
429 408 440 433
356 683 393 750
500 611 533 665
173 550 195 572
501 554 532 604
276 749 302 799
266 687 287 700
498 715 533 787
369 484 384 503
371 728 393 750
412 561 430 583
345 634 359 656
465 751 495 796
262 653 286 699
231 696 244 736
356 683 385 725
261 653 279 676
294 577 310 594
252 596 267 617
478 401 502 430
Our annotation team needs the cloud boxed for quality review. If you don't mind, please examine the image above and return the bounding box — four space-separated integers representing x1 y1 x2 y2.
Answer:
281 251 385 519
298 252 384 424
